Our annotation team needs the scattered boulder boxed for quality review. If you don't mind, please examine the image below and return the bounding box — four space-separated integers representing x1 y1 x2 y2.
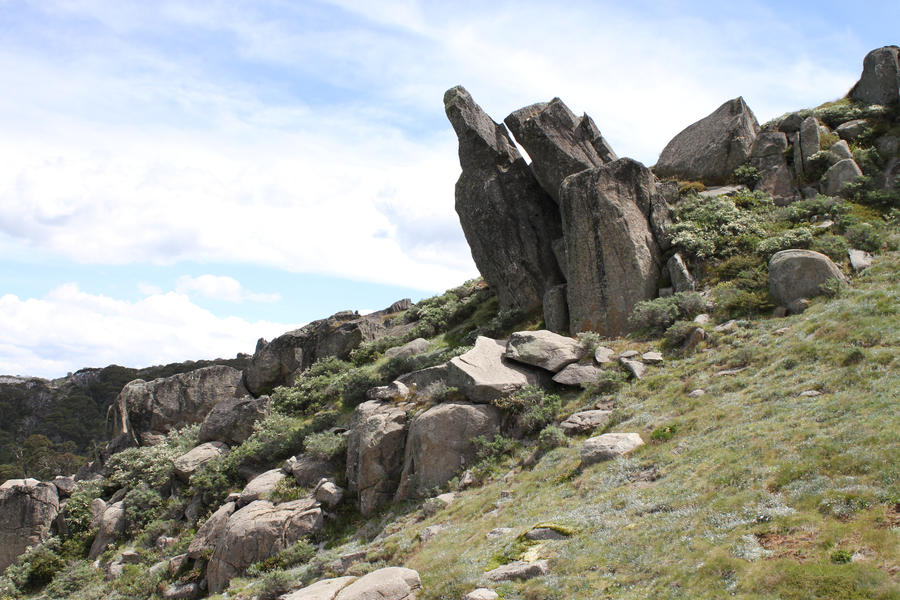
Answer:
552 363 603 386
173 442 230 481
560 410 612 435
207 498 324 593
51 475 76 498
384 338 430 360
667 253 696 293
366 380 410 402
465 589 499 600
849 45 900 106
822 158 864 195
286 454 341 488
282 576 357 600
559 159 668 335
504 97 616 203
504 330 584 372
848 249 873 272
829 140 853 161
396 364 449 394
749 131 794 200
238 468 286 507
422 492 456 517
594 346 615 363
620 358 646 380
314 480 344 509
0 479 60 571
396 403 501 500
580 433 645 466
769 249 846 306
346 401 410 516
526 527 570 541
198 395 270 446
333 567 421 600
447 336 544 403
542 284 569 334
483 560 550 582
111 366 248 446
89 500 125 559
444 85 563 311
800 116 822 173
835 119 868 141
655 97 759 184
642 351 664 364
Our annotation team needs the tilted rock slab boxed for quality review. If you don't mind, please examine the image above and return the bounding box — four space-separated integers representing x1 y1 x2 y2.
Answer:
346 401 410 516
444 85 563 312
173 441 230 481
559 159 668 335
396 402 501 500
447 336 544 403
282 576 357 600
769 249 847 307
560 410 612 436
0 479 60 571
504 329 584 372
187 500 235 559
655 97 759 184
483 559 550 582
111 365 248 446
581 432 644 466
822 158 864 196
552 362 603 386
748 131 794 201
198 394 270 446
334 567 421 600
504 97 616 203
89 500 125 559
207 498 324 593
850 45 900 106
237 468 285 507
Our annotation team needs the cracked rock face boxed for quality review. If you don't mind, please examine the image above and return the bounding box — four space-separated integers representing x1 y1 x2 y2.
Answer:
346 401 410 516
0 479 60 571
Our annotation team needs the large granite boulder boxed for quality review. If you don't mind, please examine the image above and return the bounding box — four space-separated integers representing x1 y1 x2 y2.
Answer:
396 402 501 500
504 97 616 203
504 330 583 372
334 567 421 600
346 401 410 516
89 500 125 559
849 46 900 106
187 500 235 559
580 433 645 466
173 442 230 481
822 158 864 195
282 576 358 600
111 365 248 447
207 498 324 593
237 468 286 507
198 395 270 446
0 479 60 571
444 85 563 311
655 97 759 184
769 250 846 306
447 336 544 403
559 158 667 335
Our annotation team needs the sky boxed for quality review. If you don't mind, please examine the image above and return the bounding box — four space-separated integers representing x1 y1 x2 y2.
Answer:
0 0 896 378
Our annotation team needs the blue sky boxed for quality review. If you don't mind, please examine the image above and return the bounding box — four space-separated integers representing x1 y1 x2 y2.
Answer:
0 0 896 377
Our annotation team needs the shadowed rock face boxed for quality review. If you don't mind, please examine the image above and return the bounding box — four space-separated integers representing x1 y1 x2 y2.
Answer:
504 97 617 203
346 401 410 516
655 97 760 184
0 479 60 571
444 85 563 312
850 45 900 106
559 158 667 335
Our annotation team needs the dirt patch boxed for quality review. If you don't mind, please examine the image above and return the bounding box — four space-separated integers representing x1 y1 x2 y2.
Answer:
756 529 818 561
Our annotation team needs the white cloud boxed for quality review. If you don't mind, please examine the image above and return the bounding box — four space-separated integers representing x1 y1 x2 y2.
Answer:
0 284 294 378
176 274 280 303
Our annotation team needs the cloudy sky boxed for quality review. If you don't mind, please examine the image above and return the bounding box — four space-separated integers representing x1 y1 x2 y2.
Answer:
0 0 896 377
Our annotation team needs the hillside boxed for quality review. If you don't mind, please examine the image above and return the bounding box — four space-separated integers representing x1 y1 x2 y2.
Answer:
0 46 898 600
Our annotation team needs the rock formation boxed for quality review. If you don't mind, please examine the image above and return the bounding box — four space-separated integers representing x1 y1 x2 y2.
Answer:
849 45 900 106
0 479 60 572
346 401 410 516
447 336 544 402
198 395 270 446
768 249 847 307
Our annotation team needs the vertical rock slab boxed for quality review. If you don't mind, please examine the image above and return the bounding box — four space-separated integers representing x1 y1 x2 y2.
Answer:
655 97 759 184
0 479 60 571
749 131 795 201
849 45 900 106
396 403 501 500
800 116 822 173
444 85 563 311
346 401 410 516
504 98 617 203
559 159 667 335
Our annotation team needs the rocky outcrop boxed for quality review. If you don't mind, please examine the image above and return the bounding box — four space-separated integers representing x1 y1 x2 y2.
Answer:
89 500 125 559
334 567 421 600
0 479 60 571
769 250 847 307
282 576 357 600
559 159 668 335
799 116 822 173
444 85 563 312
849 45 900 106
346 401 410 516
111 365 248 447
207 498 324 593
187 500 235 559
822 158 864 195
655 97 759 184
504 330 584 372
748 131 794 201
504 97 616 203
447 336 544 403
542 284 569 334
580 433 645 466
667 253 696 293
396 402 501 500
237 468 285 507
173 442 230 481
198 395 270 446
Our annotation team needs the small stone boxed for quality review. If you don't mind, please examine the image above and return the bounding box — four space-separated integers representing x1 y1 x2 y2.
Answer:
688 389 705 398
715 367 746 377
486 527 514 539
422 492 455 517
366 380 410 402
552 363 603 386
693 313 711 325
419 524 445 542
560 410 612 436
580 433 645 466
848 249 873 272
162 582 200 600
641 351 663 364
620 358 646 379
458 471 478 489
617 350 639 359
714 320 737 333
465 589 499 600
483 559 550 582
594 346 615 363
812 219 834 229
155 535 177 551
775 327 790 335
525 527 569 541
314 480 344 509
788 298 811 315
799 390 822 397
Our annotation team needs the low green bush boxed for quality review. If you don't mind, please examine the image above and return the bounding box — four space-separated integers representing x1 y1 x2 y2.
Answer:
756 227 814 257
845 223 883 252
304 431 347 461
247 539 316 575
811 234 851 261
629 292 705 336
537 425 568 451
731 164 761 188
0 537 66 594
678 181 706 196
106 424 199 491
668 195 766 260
123 483 169 535
492 386 562 434
661 320 704 350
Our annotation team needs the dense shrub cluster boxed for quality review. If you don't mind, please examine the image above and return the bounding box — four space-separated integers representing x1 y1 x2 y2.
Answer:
492 386 562 434
667 194 769 260
629 292 705 336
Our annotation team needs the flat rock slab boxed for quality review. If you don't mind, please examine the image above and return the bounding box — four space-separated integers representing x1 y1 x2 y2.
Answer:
581 433 645 466
560 410 612 436
484 559 550 582
334 567 421 600
552 363 603 386
642 351 663 364
448 336 543 403
281 576 357 600
238 468 285 507
505 330 584 372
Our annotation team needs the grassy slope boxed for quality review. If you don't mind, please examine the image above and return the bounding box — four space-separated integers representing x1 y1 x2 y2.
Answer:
371 252 900 599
